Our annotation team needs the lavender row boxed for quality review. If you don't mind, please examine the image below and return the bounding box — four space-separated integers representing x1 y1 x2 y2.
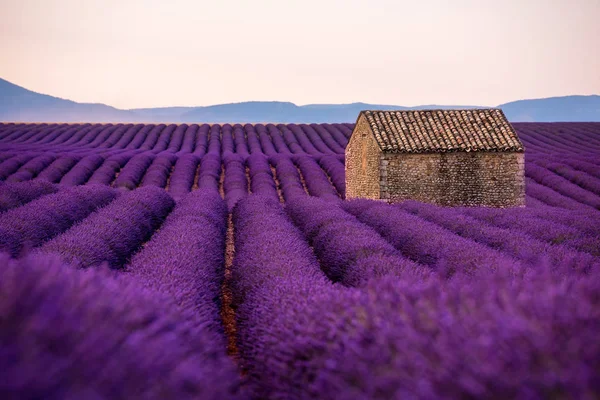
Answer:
232 195 600 397
197 153 222 193
244 268 600 398
96 124 137 149
282 124 319 155
168 154 200 201
126 189 228 334
0 185 117 257
276 124 303 153
531 207 600 237
342 199 520 277
60 154 105 185
518 125 593 154
113 153 155 190
140 152 177 188
2 122 350 156
0 153 36 180
151 124 176 152
317 155 345 196
0 153 15 163
38 186 174 269
19 124 71 145
286 197 425 286
231 195 330 306
128 124 160 151
35 155 82 183
525 194 551 208
525 177 595 210
223 154 248 210
246 154 279 201
398 200 598 272
2 122 600 158
61 124 108 147
266 124 292 154
83 124 121 148
535 159 600 196
289 124 332 154
178 124 199 153
136 124 164 152
562 158 600 180
526 163 600 210
192 124 209 156
0 254 241 399
6 154 57 182
322 123 349 148
231 125 250 156
269 155 307 202
463 206 600 256
86 152 134 185
310 123 345 153
230 195 333 396
293 156 340 201
0 180 58 213
221 124 235 154
207 124 222 154
109 124 144 149
254 124 276 155
165 124 186 152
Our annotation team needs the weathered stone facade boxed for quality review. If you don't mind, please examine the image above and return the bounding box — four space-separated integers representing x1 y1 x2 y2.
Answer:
380 152 525 207
345 114 381 199
345 109 526 207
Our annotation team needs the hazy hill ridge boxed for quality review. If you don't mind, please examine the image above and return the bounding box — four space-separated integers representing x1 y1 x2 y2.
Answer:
1 77 599 123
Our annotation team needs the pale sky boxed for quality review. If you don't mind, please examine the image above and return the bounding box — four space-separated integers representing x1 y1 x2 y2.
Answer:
1 0 599 109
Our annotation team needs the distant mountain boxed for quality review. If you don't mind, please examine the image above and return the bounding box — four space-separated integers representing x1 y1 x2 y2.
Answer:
0 77 141 122
1 77 599 123
178 102 402 123
174 102 489 124
497 95 600 122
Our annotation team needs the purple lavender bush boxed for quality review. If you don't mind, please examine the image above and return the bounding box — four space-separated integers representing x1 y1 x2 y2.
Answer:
59 154 105 186
0 154 35 180
343 199 522 277
197 153 222 192
0 185 117 257
293 156 339 201
0 253 241 399
86 152 134 185
230 195 333 397
245 268 600 399
0 180 58 213
398 200 598 273
113 153 154 190
269 155 307 202
38 186 173 269
223 153 248 210
246 154 279 201
126 189 227 333
286 196 426 286
140 152 177 188
35 155 82 183
6 154 56 182
168 154 200 201
317 155 345 197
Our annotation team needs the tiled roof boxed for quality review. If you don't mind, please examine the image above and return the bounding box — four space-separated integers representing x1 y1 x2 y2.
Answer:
359 109 524 153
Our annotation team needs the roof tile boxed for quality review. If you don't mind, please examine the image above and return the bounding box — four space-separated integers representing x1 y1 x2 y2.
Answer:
359 109 524 153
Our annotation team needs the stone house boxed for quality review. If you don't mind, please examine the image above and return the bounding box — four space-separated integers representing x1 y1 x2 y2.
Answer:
345 109 525 207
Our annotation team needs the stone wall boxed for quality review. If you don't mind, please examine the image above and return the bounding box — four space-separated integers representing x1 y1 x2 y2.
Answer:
345 114 381 199
381 152 525 207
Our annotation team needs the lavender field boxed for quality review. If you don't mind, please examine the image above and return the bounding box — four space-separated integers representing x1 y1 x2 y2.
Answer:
1 121 599 399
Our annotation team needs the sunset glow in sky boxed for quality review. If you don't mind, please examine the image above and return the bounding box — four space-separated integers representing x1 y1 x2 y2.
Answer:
1 0 599 109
